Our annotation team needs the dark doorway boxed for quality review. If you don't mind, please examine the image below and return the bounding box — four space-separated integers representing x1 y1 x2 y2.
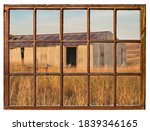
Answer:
66 47 76 66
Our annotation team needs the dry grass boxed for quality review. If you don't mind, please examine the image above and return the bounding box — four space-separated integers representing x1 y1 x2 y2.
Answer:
116 76 140 106
10 64 140 73
10 65 141 106
64 76 87 106
90 76 114 106
36 76 60 106
10 76 34 105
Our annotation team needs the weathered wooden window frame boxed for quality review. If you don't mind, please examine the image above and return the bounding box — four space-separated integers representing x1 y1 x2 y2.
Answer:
4 4 146 110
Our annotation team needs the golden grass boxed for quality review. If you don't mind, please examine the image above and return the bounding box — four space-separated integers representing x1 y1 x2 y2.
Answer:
10 65 141 106
10 76 34 105
64 76 87 106
10 64 140 73
36 76 60 106
90 76 114 106
116 76 140 106
117 64 140 73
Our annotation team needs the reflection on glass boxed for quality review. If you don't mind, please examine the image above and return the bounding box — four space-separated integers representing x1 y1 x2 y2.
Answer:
36 43 60 73
63 43 87 73
90 43 114 72
117 76 140 106
9 43 33 73
64 10 87 40
10 76 34 106
37 10 60 40
90 76 114 106
36 76 60 106
64 76 87 106
117 10 140 40
117 43 140 72
10 10 33 40
90 10 113 41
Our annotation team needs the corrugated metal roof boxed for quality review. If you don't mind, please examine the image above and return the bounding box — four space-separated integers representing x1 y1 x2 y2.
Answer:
10 31 113 48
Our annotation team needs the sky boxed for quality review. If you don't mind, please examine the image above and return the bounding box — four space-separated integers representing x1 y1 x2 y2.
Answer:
10 9 140 39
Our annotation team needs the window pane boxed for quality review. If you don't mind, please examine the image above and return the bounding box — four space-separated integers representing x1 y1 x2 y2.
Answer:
117 10 140 40
9 43 34 73
117 76 140 106
63 43 87 73
117 43 140 72
90 10 113 41
90 76 114 106
37 10 60 41
36 76 60 106
90 43 114 72
36 43 60 73
10 10 33 40
10 76 34 106
64 10 87 40
64 76 87 106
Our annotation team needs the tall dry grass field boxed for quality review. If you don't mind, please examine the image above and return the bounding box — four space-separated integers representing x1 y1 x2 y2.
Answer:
10 65 141 106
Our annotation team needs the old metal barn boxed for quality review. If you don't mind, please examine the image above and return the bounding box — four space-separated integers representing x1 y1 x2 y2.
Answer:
10 31 126 69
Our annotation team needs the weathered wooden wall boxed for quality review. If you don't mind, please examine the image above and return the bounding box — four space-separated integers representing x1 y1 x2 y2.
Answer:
37 46 60 67
93 43 126 67
10 48 22 65
117 44 126 66
10 47 33 66
10 44 126 68
24 47 33 65
77 45 87 69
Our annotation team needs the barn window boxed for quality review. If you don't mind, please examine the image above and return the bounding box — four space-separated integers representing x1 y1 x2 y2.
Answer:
20 47 24 66
66 47 76 66
4 5 146 110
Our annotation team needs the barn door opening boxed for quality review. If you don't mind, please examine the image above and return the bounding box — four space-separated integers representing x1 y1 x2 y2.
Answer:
66 47 76 66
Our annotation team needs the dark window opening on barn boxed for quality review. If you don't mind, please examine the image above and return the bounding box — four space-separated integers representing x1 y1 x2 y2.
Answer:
66 47 76 66
20 47 24 66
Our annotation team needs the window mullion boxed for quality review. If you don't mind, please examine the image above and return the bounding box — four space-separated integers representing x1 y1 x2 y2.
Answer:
60 8 63 106
87 8 90 106
33 8 37 107
113 9 117 106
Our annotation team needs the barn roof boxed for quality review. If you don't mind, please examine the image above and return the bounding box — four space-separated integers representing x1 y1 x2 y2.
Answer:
10 31 114 48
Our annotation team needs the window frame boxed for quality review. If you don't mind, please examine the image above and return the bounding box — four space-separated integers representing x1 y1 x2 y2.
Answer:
4 4 146 110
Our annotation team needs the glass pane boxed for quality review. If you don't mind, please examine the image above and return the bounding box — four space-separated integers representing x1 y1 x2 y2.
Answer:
10 10 33 40
36 43 60 73
90 43 114 72
90 10 113 41
63 43 87 73
117 43 140 72
64 10 87 40
10 76 34 106
9 43 34 73
117 76 140 106
64 76 87 106
36 76 60 106
117 10 140 40
90 76 114 106
37 10 60 41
